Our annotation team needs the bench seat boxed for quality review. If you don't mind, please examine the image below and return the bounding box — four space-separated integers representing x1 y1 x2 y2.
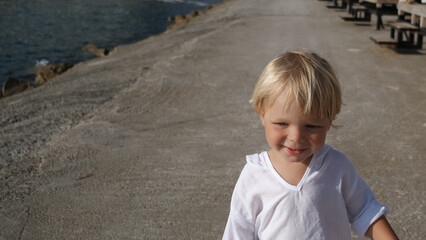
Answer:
388 21 421 31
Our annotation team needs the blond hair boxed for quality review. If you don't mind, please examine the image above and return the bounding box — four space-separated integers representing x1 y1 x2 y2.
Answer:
251 51 342 121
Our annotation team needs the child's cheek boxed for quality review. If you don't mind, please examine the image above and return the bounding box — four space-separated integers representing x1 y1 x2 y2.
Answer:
264 127 282 148
310 132 327 150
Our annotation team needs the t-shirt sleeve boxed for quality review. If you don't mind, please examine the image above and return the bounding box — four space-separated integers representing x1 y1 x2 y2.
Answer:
341 158 390 238
223 207 255 240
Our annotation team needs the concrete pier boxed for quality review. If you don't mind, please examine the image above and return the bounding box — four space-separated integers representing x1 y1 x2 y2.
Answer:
1 0 425 239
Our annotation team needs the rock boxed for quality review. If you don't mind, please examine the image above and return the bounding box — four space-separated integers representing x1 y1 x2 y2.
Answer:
1 77 32 98
174 15 188 24
166 4 222 30
34 63 73 85
189 10 200 18
83 44 109 57
167 15 190 30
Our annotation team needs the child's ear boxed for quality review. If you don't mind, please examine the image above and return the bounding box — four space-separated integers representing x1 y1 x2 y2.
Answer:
326 121 332 131
260 114 266 126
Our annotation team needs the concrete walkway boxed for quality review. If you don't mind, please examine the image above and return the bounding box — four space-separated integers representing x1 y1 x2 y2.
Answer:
1 0 425 239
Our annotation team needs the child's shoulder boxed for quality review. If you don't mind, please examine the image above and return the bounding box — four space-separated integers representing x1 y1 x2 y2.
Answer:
234 151 279 197
236 151 272 185
322 144 347 160
245 151 270 168
319 144 353 171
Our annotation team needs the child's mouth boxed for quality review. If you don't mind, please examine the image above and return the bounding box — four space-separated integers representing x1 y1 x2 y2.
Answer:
286 147 305 155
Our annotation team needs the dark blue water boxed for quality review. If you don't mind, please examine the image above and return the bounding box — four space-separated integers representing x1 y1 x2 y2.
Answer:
0 0 222 87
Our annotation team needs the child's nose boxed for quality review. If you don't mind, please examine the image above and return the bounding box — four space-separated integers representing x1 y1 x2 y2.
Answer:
288 127 303 142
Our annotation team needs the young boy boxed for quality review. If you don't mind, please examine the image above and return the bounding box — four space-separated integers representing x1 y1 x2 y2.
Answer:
223 51 399 240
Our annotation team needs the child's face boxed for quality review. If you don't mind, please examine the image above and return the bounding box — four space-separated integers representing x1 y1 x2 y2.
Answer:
260 92 331 165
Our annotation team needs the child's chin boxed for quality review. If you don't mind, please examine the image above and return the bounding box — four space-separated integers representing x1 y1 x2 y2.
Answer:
283 151 313 163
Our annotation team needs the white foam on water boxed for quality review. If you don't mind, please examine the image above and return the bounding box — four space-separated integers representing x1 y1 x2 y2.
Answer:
35 59 49 67
187 0 209 6
157 0 208 6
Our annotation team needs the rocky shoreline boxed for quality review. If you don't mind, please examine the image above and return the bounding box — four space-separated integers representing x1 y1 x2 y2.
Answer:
167 2 229 30
0 0 231 199
0 1 229 100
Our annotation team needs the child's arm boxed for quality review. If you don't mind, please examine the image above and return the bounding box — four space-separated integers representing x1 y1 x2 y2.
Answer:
365 215 399 240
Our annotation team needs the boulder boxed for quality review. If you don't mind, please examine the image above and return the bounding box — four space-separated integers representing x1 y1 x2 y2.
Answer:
174 15 188 24
167 15 190 29
1 77 32 98
83 44 109 57
34 63 73 85
189 10 200 18
167 5 220 30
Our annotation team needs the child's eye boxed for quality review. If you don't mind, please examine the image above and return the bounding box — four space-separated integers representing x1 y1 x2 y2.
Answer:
306 125 320 129
276 122 288 126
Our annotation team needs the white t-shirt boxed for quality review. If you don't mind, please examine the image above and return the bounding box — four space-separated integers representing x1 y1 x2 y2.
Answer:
223 144 389 240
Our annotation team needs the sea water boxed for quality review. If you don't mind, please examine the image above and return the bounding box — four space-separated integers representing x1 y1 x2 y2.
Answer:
0 0 223 87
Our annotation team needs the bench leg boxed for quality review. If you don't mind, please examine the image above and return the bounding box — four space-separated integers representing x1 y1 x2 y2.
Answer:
348 0 353 13
408 32 415 45
376 8 384 30
417 34 423 49
397 31 403 44
377 16 384 30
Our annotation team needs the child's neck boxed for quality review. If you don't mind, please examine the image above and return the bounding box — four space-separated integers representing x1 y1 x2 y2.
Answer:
268 150 312 187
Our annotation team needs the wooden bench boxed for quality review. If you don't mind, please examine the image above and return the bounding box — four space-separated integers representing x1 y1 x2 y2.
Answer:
360 0 399 30
351 4 372 20
327 0 348 9
370 21 423 49
397 2 426 28
389 21 423 48
340 2 372 22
